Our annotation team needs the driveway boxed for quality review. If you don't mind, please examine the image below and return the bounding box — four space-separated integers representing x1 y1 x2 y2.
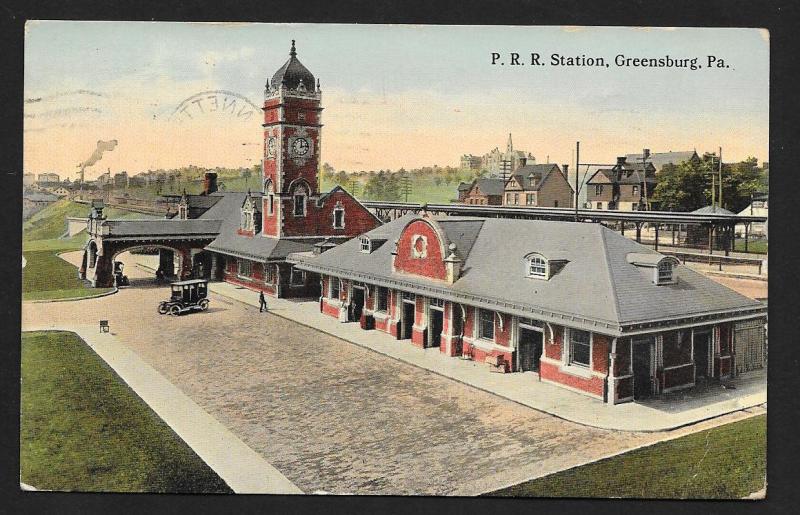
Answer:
21 251 754 495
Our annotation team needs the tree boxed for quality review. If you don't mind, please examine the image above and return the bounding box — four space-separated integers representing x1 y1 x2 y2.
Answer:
722 157 766 213
652 159 711 212
334 170 349 186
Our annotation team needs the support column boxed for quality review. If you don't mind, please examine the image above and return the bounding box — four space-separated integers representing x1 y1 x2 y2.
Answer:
210 253 219 281
744 223 749 253
635 222 642 243
620 222 625 236
654 224 660 252
708 225 714 255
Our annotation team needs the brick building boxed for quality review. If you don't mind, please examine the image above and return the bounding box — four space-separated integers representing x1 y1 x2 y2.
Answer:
289 213 767 404
197 41 381 297
461 178 505 205
503 163 574 208
586 156 657 211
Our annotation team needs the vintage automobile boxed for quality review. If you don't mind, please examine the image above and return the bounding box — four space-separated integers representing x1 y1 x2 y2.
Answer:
158 279 210 315
113 261 130 287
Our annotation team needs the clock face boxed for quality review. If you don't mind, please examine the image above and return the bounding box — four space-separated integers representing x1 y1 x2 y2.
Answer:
267 137 276 157
291 137 310 156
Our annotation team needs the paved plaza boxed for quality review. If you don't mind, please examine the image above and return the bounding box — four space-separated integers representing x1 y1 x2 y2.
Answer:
20 251 764 495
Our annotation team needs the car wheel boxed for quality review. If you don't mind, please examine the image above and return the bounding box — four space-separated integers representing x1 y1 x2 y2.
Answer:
199 299 209 311
158 302 168 314
169 305 181 316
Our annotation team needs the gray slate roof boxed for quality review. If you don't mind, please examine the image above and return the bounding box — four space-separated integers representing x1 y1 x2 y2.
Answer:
626 151 698 172
472 178 505 196
201 191 315 261
292 214 763 334
271 42 316 91
509 163 562 191
692 205 735 215
103 219 222 237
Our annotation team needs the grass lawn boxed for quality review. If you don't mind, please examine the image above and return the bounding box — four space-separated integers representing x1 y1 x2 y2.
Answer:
487 414 766 499
21 331 232 493
22 249 112 301
735 238 768 255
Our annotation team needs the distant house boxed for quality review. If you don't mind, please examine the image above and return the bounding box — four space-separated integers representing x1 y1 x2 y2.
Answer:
52 186 72 197
625 150 700 173
462 178 505 205
37 172 60 183
459 154 482 170
456 181 473 202
586 157 657 211
503 163 574 208
736 193 768 237
23 191 59 219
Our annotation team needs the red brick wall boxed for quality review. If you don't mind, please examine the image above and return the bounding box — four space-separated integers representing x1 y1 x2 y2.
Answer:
592 334 610 374
545 325 563 360
395 220 447 280
615 338 631 376
540 361 605 397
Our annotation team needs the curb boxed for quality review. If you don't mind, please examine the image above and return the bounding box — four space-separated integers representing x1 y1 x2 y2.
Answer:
476 407 766 497
26 287 118 304
211 286 767 434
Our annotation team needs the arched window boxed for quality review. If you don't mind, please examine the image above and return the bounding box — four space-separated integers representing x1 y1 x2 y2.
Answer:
527 254 547 278
265 180 275 215
293 184 307 217
333 202 345 229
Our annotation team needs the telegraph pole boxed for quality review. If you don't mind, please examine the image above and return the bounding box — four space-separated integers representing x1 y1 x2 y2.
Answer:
499 159 512 182
349 177 359 197
641 148 651 211
718 146 723 208
574 141 580 221
401 175 412 202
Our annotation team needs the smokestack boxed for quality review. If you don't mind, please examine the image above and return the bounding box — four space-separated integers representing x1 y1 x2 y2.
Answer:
203 172 218 195
562 164 569 175
616 156 626 166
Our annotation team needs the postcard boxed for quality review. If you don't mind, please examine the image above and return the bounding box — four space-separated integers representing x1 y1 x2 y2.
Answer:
21 22 768 498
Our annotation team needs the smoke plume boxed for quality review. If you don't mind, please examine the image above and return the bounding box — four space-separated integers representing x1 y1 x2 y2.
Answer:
79 139 118 168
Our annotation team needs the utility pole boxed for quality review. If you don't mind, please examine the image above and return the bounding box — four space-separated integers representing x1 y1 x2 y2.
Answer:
349 178 359 197
400 175 412 202
499 159 512 182
574 141 580 221
718 146 723 208
641 148 651 211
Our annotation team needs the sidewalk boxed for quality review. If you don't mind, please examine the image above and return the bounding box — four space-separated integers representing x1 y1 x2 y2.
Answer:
24 324 303 495
211 282 767 432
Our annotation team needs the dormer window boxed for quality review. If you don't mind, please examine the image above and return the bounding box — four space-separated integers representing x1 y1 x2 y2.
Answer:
527 254 548 279
627 253 679 285
241 194 256 232
360 236 371 253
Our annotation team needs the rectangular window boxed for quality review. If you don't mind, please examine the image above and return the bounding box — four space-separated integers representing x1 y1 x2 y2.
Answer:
526 193 535 205
290 267 305 285
402 291 415 301
264 265 275 284
293 195 305 216
238 259 252 278
268 194 274 215
632 185 639 195
333 208 344 228
330 277 340 299
514 193 519 205
429 297 444 308
554 200 559 207
479 309 495 341
376 287 388 312
360 237 371 253
506 193 512 204
595 185 603 195
569 329 591 367
596 202 602 209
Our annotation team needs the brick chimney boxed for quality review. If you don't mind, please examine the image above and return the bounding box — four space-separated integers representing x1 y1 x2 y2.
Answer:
202 172 218 195
562 164 569 175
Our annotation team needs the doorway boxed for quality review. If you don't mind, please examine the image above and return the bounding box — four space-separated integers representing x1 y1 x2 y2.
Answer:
428 308 443 348
694 330 711 381
401 300 415 340
452 304 464 355
350 286 365 323
633 338 654 400
518 327 543 372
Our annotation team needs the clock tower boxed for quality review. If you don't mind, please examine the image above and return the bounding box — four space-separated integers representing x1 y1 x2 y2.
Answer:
262 40 323 238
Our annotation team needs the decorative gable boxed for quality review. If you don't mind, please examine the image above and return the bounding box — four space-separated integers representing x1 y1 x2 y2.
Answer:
392 219 448 281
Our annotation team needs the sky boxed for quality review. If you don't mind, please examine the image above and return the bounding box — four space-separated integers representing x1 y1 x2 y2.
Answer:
24 22 769 180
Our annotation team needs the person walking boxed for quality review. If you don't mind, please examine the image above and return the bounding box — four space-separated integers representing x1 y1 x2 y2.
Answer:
259 291 268 313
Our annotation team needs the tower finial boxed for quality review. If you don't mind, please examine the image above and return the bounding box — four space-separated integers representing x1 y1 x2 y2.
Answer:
290 40 296 57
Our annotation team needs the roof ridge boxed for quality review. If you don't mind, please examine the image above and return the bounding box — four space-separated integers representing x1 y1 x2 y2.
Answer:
597 225 622 324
